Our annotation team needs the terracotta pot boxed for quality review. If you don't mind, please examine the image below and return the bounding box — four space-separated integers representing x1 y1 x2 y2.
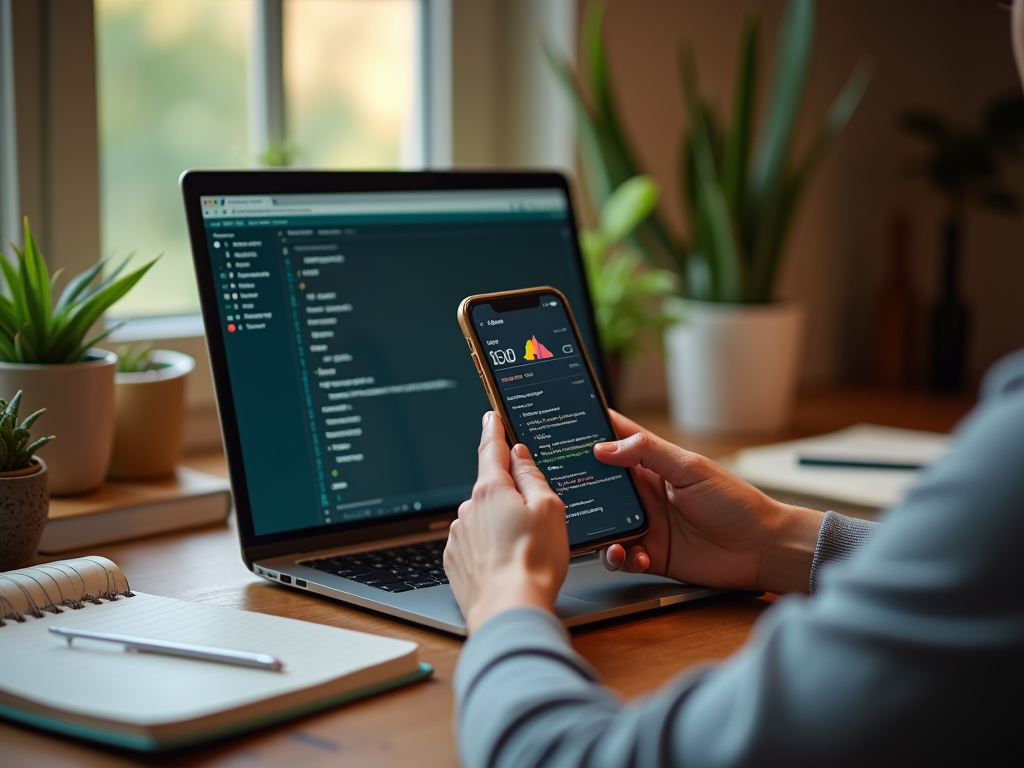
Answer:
0 351 117 495
108 350 195 480
664 299 805 434
0 458 49 570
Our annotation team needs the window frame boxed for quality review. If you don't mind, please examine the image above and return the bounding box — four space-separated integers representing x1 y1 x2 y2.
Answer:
3 0 574 452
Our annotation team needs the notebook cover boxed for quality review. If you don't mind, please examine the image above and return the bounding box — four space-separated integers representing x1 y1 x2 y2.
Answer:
0 663 433 752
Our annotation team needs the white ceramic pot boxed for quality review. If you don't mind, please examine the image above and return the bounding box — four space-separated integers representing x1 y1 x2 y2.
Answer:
108 350 195 480
0 350 117 496
664 299 805 434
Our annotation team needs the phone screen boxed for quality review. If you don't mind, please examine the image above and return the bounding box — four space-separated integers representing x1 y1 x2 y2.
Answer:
470 292 647 550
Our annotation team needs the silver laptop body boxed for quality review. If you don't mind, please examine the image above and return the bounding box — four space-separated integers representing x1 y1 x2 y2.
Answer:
182 170 716 637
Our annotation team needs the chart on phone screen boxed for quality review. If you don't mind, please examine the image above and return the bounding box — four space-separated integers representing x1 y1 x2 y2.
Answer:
472 296 646 547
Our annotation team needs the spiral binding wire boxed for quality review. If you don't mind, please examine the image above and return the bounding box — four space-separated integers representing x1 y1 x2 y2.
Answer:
0 560 135 626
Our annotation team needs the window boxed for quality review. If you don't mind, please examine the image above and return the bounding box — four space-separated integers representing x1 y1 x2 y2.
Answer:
96 0 419 319
285 1 418 168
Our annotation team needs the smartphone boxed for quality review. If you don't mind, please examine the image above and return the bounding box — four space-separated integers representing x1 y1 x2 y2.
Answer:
457 286 649 553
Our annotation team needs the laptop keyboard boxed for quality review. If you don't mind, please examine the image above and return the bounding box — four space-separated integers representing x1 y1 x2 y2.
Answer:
302 539 449 594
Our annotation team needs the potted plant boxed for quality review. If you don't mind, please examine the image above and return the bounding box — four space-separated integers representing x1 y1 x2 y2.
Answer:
0 218 157 494
108 343 195 480
549 0 871 432
0 391 54 570
580 175 677 399
900 93 1024 392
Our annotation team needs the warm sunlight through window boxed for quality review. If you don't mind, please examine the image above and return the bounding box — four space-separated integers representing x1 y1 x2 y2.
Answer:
96 0 250 317
96 0 418 318
284 0 417 168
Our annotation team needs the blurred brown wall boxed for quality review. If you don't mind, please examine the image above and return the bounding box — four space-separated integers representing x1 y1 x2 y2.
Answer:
584 0 1024 386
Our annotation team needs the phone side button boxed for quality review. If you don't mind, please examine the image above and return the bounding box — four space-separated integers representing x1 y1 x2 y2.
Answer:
471 353 483 375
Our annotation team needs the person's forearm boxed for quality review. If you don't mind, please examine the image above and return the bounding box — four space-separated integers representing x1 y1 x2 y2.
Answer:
759 503 824 594
455 608 624 768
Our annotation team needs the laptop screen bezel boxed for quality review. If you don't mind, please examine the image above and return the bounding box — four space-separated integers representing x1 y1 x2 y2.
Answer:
180 170 609 566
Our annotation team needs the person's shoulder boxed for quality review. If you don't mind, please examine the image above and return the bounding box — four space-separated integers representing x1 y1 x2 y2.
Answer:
981 348 1024 401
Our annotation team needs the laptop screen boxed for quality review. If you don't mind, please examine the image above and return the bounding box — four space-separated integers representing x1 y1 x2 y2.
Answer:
197 186 599 539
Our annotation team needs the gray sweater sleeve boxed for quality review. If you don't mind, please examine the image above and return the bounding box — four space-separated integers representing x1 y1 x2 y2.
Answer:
809 512 879 593
454 350 1024 768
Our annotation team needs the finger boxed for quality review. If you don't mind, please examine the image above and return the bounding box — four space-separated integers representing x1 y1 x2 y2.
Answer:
476 411 514 490
626 544 650 572
602 544 626 571
594 429 711 490
510 444 559 507
607 409 648 440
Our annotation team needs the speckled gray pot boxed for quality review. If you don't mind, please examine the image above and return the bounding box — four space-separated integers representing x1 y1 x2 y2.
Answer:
0 458 49 571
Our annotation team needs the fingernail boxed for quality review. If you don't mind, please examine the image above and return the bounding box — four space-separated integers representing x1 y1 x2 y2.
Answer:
594 441 617 453
482 411 492 426
607 547 624 567
514 443 531 460
634 552 650 571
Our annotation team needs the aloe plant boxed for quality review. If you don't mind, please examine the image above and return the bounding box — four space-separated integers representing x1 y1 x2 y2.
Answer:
0 217 158 364
116 342 162 374
0 391 53 472
548 0 872 304
580 175 677 359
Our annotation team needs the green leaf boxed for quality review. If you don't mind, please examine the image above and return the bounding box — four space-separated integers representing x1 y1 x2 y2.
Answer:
721 11 758 222
17 407 45 433
546 8 683 275
19 218 52 347
54 257 109 318
600 175 660 242
19 435 54 461
749 57 872 301
67 321 126 364
45 258 157 362
749 0 814 209
681 49 745 302
4 389 21 421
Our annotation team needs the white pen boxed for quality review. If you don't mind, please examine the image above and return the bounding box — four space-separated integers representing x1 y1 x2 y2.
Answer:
48 627 285 672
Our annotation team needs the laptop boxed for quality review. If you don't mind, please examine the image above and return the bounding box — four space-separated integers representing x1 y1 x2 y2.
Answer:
180 170 716 635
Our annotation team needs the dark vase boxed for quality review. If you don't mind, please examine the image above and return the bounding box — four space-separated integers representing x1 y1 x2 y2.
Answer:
928 216 970 393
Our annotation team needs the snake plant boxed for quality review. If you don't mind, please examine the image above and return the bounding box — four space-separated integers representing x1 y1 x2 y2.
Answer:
0 217 158 364
0 391 53 472
548 0 872 304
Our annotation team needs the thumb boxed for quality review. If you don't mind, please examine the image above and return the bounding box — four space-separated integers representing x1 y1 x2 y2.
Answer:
593 430 712 490
510 443 559 507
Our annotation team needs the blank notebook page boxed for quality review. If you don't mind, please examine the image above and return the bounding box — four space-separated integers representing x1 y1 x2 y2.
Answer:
1 591 418 725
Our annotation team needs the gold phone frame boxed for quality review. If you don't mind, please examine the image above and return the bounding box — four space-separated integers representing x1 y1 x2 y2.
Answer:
456 285 649 554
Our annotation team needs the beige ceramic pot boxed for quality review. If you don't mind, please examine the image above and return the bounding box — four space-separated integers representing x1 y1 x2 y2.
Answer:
108 350 195 480
0 458 49 570
0 351 117 495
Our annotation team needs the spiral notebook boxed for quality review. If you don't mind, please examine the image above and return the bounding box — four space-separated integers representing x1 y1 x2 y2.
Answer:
0 557 431 751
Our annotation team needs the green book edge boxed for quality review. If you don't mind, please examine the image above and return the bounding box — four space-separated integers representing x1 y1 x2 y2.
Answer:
0 662 433 752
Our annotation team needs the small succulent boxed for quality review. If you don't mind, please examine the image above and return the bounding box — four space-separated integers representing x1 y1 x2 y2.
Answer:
116 342 161 374
0 391 54 472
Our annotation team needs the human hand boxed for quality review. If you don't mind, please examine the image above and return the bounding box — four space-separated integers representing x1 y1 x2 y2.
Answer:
595 411 823 595
443 412 570 633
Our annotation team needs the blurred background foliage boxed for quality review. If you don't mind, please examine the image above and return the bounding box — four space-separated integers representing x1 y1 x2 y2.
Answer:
549 0 871 305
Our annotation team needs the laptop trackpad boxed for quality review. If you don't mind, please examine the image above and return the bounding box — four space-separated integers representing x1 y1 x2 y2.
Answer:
559 558 698 606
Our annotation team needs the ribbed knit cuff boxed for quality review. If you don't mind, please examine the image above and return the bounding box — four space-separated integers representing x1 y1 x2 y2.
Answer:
809 511 881 593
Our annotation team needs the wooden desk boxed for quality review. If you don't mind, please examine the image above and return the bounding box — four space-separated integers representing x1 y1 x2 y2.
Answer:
2 386 973 767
